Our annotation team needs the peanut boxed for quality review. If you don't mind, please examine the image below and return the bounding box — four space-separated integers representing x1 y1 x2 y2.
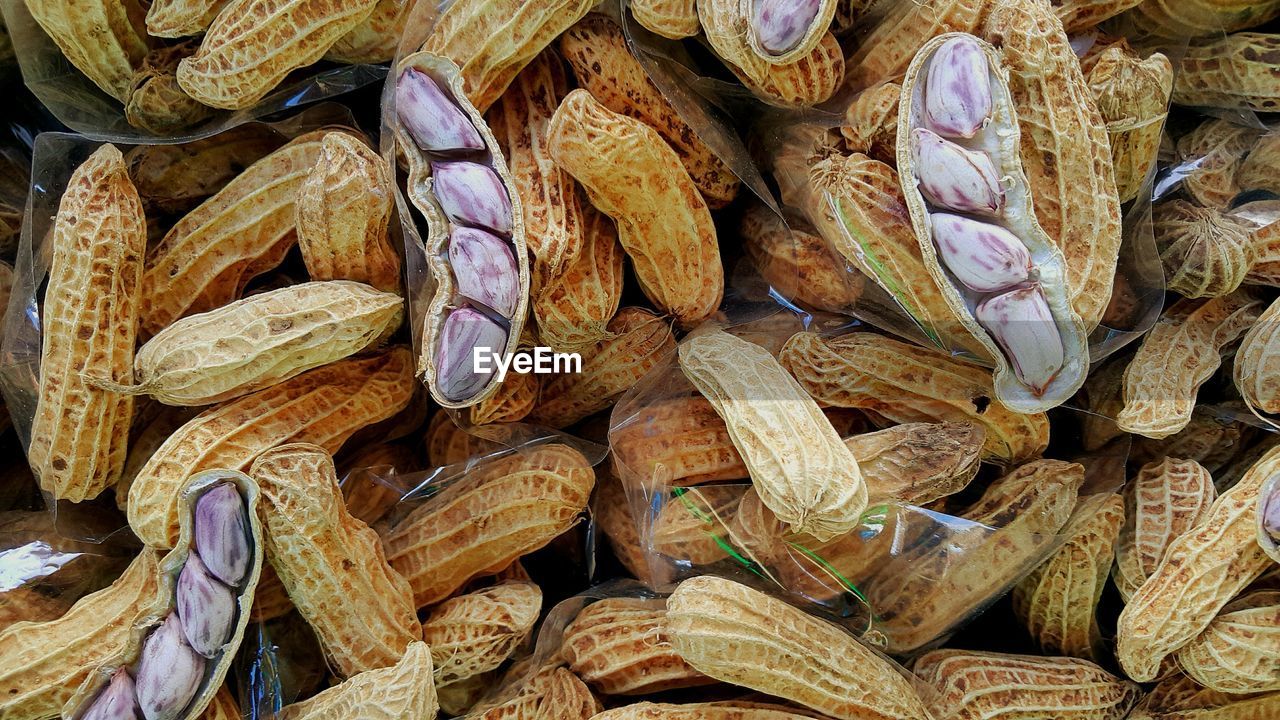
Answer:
562 597 712 696
324 0 410 64
1129 671 1277 720
421 582 541 685
1154 201 1257 299
1235 296 1280 416
1174 34 1280 112
276 642 437 720
1131 408 1257 475
29 144 145 502
532 203 625 353
740 202 863 314
1176 590 1280 694
1055 0 1142 32
548 89 723 327
840 82 900 163
1118 0 1280 38
1177 119 1257 210
124 125 284 216
750 0 837 62
664 575 932 720
1239 132 1280 196
382 444 595 607
146 0 230 37
629 0 699 39
845 0 986 89
24 0 151 102
423 408 502 467
1085 45 1172 204
1114 458 1218 602
473 663 599 720
128 348 414 548
125 41 215 135
592 702 825 720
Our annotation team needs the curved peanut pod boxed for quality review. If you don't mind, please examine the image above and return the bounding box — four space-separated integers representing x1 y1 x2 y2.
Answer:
128 348 415 548
1177 119 1256 211
124 126 285 216
1085 46 1172 204
1116 444 1280 682
175 0 378 110
913 649 1140 720
899 33 1089 412
276 642 437 720
740 203 864 313
1118 0 1280 38
420 0 596 112
141 131 330 337
24 0 151 102
472 664 598 719
296 133 401 294
1239 132 1280 196
844 0 987 89
747 0 838 63
591 702 827 720
532 204 625 353
125 42 215 135
840 82 901 162
561 597 712 696
382 444 595 607
780 331 1049 463
1012 493 1125 661
698 0 843 107
1154 201 1256 300
548 90 722 328
324 0 411 64
64 472 265 720
560 15 741 209
30 144 145 502
664 575 933 720
249 444 419 678
678 330 867 542
1174 33 1280 112
0 550 163 719
982 0 1123 331
1114 458 1218 602
394 54 531 410
1118 293 1262 439
1128 671 1277 719
1236 296 1280 418
421 582 540 685
630 0 700 39
146 0 231 37
1176 590 1280 694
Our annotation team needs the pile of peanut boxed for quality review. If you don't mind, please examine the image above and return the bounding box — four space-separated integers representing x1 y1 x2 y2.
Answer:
4 0 1280 719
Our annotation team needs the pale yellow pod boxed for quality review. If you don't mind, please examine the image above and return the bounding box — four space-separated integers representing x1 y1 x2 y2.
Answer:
591 701 825 719
29 144 145 502
532 204 625 353
630 0 700 38
1119 0 1280 38
125 41 216 135
679 330 866 542
1128 670 1279 720
561 597 713 696
1239 132 1280 196
472 664 599 720
276 642 438 720
1118 293 1262 439
421 582 541 685
848 421 984 505
651 486 738 566
844 0 987 89
420 0 596 111
1012 493 1125 660
24 0 151 102
1153 201 1257 299
1177 119 1256 210
325 0 411 64
1176 590 1280 694
0 550 163 719
1086 46 1172 204
1117 444 1280 682
124 125 286 216
146 0 231 38
250 444 420 678
913 649 1140 720
1055 0 1142 32
840 82 900 162
176 0 379 110
1174 34 1280 112
1235 296 1280 416
663 575 933 720
296 133 401 294
548 90 722 328
1114 458 1218 602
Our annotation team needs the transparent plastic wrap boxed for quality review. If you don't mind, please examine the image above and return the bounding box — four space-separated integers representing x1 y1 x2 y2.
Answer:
0 102 359 541
607 314 1130 657
0 0 408 142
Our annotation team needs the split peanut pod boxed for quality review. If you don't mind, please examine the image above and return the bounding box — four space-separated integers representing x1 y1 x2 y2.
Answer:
394 53 531 409
64 471 263 720
898 33 1087 413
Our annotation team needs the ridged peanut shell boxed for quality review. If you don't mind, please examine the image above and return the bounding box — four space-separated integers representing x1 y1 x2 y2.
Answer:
610 394 748 488
146 0 230 37
422 582 541 685
473 664 599 720
1119 0 1280 38
128 348 415 547
125 42 215 135
1128 671 1279 720
629 0 699 38
532 203 624 353
423 409 502 467
1176 590 1280 694
1131 408 1256 475
650 486 738 566
24 0 151 101
561 597 711 696
276 641 437 720
325 0 411 64
1056 0 1143 31
29 144 145 502
592 702 825 720
1174 34 1280 112
740 203 863 313
1238 132 1280 196
1154 201 1257 299
1177 119 1256 210
844 0 987 89
1086 46 1172 203
840 82 900 162
847 421 984 504
1115 458 1218 602
124 126 285 216
0 588 73 633
1235 296 1280 416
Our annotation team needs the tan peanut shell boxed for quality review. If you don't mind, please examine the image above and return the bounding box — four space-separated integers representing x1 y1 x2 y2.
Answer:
898 32 1090 412
485 48 583 293
591 702 825 720
1248 214 1280 286
250 444 419 678
124 125 285 216
421 582 541 685
1178 120 1256 210
1176 590 1280 694
176 0 379 110
29 144 145 502
0 588 73 633
1056 0 1143 32
296 132 401 294
125 42 215 135
1239 132 1280 195
420 0 596 111
24 0 151 102
128 347 415 548
780 331 1049 463
610 395 749 488
740 203 863 314
840 82 900 163
560 14 740 209
0 550 162 719
630 0 699 38
325 0 410 64
1120 0 1280 38
532 203 624 353
382 444 595 607
664 575 932 720
141 131 329 337
276 641 438 720
913 649 1140 720
650 487 738 565
146 0 229 37
1131 408 1256 475
532 308 675 428
1116 444 1280 682
119 281 402 406
1115 458 1218 602
1012 493 1125 660
1129 671 1279 720
1174 34 1280 112
468 367 540 426
982 0 1123 331
423 408 502 467
1086 45 1172 204
1153 201 1256 299
804 152 978 354
678 329 867 541
473 664 599 720
848 421 984 504
844 0 987 89
1118 292 1262 439
248 563 294 622
549 89 723 327
561 597 712 696
1235 296 1280 416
